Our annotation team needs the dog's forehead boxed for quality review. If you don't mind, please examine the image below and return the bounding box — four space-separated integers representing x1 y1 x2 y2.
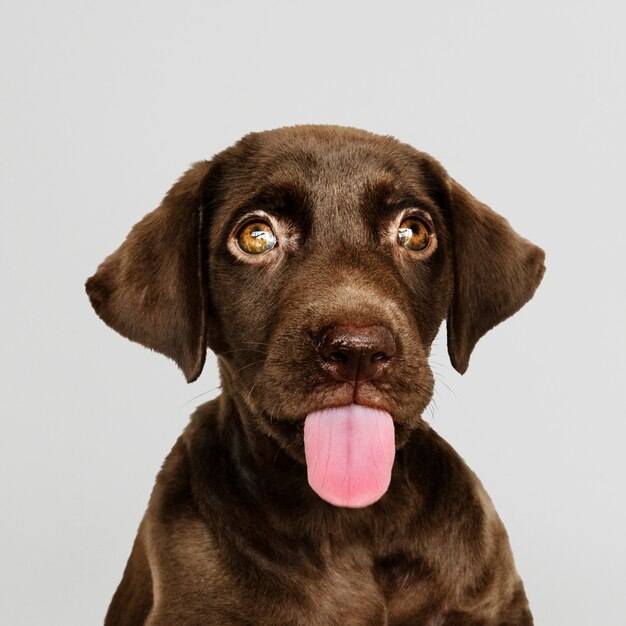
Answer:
214 126 437 221
245 127 417 184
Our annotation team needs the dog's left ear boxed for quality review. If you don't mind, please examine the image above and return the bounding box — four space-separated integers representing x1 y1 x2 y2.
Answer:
445 178 546 374
85 161 214 383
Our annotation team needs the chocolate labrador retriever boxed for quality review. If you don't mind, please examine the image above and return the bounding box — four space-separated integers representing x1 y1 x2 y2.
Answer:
86 125 545 625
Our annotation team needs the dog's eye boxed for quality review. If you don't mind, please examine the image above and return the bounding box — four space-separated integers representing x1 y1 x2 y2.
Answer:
237 221 277 254
397 217 432 252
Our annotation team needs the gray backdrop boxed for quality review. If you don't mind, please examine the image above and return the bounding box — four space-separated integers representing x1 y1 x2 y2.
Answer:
2 1 625 624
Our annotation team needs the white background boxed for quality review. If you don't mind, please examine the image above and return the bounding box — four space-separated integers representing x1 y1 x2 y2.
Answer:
2 2 625 624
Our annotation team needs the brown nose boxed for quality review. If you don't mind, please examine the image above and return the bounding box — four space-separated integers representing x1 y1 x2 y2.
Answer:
318 325 397 384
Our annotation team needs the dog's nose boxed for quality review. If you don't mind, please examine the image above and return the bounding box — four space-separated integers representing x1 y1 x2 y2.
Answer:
318 325 396 384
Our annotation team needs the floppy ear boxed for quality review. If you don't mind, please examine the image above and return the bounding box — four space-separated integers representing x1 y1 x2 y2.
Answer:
85 161 213 383
446 178 545 374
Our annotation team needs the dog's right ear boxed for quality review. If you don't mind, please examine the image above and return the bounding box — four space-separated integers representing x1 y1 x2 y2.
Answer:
85 161 214 383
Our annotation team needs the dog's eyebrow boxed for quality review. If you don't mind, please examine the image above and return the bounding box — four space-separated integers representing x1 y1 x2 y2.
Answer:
230 182 311 223
361 178 438 216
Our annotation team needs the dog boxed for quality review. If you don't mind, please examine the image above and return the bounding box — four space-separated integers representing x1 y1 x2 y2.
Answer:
86 125 545 625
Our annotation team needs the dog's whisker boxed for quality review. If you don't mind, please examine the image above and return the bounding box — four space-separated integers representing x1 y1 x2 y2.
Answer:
219 348 268 356
433 373 457 398
272 446 281 471
437 381 456 397
426 401 435 421
246 381 258 405
263 397 284 426
429 395 440 413
429 360 448 368
181 384 223 408
230 360 266 376
265 360 313 367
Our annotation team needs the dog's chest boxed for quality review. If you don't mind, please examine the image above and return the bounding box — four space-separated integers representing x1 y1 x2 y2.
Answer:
372 550 447 624
147 514 453 625
284 546 444 626
297 550 388 625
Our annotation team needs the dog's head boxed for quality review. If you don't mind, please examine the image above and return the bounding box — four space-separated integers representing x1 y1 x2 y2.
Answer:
86 125 545 507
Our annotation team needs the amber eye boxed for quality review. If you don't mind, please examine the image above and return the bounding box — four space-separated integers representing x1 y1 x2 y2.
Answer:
236 221 277 254
397 217 432 252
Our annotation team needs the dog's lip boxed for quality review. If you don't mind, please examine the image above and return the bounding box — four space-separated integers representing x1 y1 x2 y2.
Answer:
259 400 395 425
297 399 395 422
257 382 397 423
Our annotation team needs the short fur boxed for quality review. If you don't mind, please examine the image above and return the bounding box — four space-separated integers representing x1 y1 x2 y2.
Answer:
86 125 545 625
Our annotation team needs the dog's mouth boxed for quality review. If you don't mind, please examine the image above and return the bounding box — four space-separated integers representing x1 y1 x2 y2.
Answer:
303 404 395 509
249 361 433 509
243 332 434 508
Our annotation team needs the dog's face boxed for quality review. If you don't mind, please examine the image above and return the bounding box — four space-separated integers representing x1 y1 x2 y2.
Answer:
86 125 544 505
205 127 454 455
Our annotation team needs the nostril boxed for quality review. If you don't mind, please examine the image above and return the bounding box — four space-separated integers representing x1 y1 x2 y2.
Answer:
328 351 348 363
371 351 388 362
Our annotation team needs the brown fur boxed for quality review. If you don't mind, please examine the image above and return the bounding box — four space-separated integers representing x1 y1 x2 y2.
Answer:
86 125 545 625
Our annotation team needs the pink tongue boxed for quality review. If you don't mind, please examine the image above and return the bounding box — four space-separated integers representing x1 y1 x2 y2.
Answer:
303 405 395 508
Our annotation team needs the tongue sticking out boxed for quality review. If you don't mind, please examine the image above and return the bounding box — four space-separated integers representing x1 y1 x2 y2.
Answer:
303 405 395 508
